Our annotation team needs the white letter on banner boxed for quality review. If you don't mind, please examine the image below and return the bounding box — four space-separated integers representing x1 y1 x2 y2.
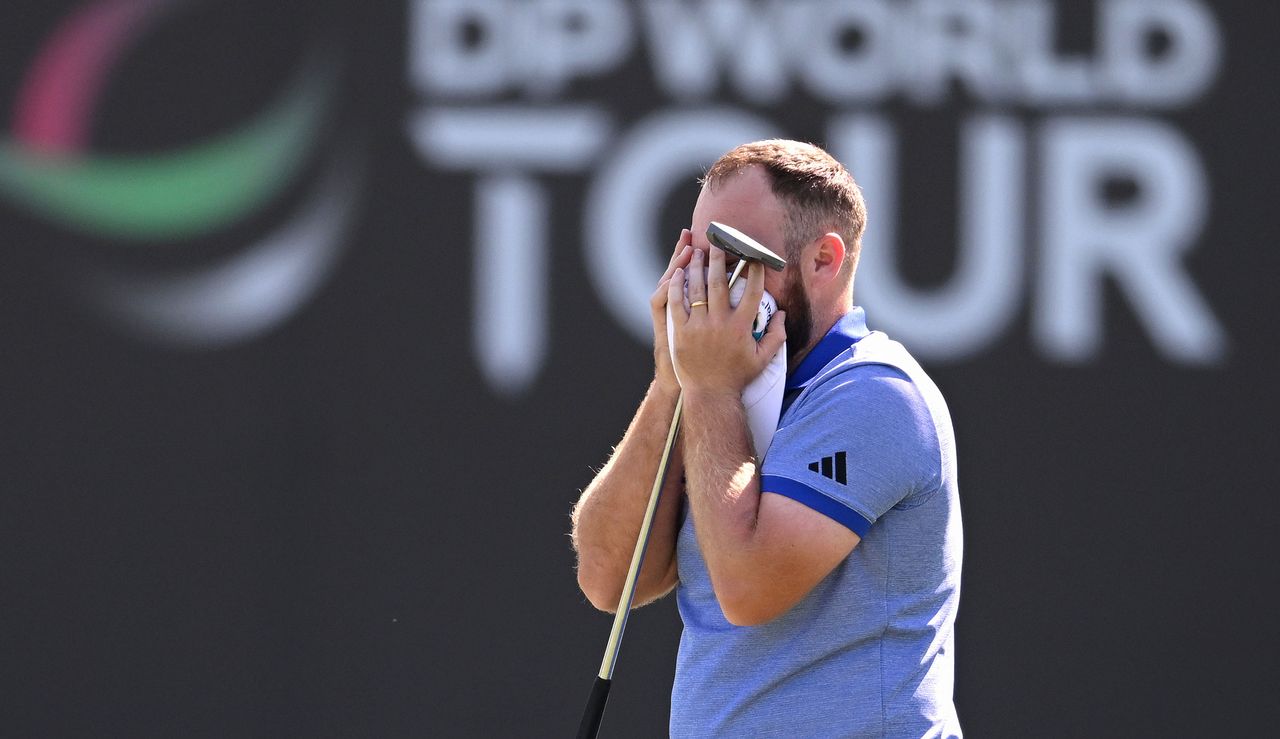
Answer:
1101 0 1221 106
908 0 1005 105
406 106 611 393
410 0 511 97
474 175 547 395
1010 0 1099 105
524 0 632 96
794 0 894 103
584 109 777 342
829 114 1025 359
641 0 789 103
1036 118 1225 363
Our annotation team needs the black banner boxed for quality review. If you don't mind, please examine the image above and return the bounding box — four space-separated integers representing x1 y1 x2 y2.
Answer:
1 1 1276 735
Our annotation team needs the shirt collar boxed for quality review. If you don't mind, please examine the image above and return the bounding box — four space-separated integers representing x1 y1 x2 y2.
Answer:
786 307 869 391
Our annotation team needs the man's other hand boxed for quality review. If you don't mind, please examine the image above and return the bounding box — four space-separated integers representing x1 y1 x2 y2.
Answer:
650 229 694 395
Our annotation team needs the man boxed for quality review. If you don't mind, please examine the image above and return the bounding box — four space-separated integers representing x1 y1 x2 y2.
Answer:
571 140 962 737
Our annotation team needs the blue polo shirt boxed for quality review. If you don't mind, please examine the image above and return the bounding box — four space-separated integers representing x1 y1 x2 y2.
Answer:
671 308 963 738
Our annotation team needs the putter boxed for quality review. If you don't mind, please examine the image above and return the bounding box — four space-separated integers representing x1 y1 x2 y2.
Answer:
577 222 785 739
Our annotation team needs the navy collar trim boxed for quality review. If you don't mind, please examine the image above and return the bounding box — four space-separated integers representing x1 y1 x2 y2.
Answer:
786 308 869 390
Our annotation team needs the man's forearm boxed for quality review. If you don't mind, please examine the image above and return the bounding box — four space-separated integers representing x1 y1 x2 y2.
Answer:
681 388 863 627
679 388 765 606
571 380 685 611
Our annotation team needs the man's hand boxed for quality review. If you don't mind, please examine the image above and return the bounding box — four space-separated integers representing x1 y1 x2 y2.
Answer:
650 229 694 395
574 230 694 612
669 244 787 395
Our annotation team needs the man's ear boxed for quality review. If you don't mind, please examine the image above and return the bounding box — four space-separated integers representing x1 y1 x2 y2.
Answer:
810 232 847 286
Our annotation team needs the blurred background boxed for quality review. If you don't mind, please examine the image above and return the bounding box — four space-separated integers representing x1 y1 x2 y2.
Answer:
1 0 1276 736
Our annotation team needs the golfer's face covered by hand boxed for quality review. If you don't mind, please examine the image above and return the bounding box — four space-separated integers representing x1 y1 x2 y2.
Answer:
665 166 791 396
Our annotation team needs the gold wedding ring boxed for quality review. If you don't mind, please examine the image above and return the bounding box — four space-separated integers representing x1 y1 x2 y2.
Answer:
689 300 709 309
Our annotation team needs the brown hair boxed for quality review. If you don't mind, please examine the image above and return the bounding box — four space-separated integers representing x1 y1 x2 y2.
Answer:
702 139 866 275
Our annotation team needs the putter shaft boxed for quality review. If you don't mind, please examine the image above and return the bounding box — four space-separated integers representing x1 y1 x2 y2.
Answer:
578 255 755 739
598 258 748 679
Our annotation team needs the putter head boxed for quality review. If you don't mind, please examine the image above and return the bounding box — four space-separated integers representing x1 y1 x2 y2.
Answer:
706 222 786 271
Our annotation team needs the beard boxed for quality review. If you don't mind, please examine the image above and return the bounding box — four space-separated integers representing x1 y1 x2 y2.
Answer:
778 268 813 363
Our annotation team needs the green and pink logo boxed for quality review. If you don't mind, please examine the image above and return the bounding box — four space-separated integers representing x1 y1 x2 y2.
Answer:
0 0 361 344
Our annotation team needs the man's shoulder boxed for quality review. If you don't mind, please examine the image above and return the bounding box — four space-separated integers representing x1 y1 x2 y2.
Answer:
766 330 953 530
806 332 931 403
799 360 936 443
791 332 952 462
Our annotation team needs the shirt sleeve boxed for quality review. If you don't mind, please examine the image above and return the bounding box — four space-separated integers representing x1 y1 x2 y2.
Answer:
760 364 942 536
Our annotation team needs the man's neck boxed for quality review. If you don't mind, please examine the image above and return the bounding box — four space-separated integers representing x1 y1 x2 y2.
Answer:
785 304 851 375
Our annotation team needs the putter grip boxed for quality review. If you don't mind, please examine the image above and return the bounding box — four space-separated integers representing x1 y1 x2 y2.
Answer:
576 676 612 739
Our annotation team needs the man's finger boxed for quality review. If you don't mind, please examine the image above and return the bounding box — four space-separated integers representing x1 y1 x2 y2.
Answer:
707 243 728 314
739 261 766 325
669 228 691 260
651 275 673 320
668 268 689 327
662 245 691 281
686 248 707 309
759 309 787 360
661 230 693 282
